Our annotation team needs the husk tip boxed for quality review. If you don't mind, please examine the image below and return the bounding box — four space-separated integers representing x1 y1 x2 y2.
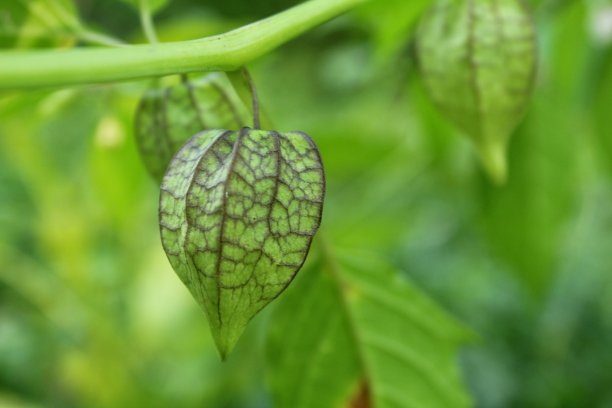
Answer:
477 141 508 185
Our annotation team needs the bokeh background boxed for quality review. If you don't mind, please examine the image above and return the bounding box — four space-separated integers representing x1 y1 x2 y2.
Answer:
2 0 612 407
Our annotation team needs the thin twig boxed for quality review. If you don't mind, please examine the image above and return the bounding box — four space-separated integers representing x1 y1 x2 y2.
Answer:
139 0 159 44
241 67 261 129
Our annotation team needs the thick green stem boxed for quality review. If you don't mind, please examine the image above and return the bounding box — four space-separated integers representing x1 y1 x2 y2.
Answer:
0 0 367 90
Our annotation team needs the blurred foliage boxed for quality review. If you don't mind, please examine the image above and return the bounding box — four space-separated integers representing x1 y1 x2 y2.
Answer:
268 250 472 408
1 0 612 407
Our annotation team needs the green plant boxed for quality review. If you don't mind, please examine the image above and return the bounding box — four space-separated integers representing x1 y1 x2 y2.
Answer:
0 0 552 406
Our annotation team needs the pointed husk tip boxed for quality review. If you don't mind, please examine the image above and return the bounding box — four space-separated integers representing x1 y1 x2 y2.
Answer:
211 322 246 361
476 140 508 185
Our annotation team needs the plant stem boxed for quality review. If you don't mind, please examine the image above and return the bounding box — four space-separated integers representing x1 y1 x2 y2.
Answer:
139 0 159 45
0 0 368 90
240 68 261 129
226 70 274 130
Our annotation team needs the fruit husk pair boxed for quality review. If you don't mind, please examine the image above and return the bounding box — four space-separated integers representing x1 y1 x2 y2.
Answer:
135 72 325 358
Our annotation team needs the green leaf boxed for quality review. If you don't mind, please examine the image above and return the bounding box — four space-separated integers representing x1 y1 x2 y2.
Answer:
267 249 472 408
134 73 250 182
159 128 325 358
416 0 537 183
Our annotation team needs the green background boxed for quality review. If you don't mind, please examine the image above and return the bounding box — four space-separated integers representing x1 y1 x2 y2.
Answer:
1 0 612 407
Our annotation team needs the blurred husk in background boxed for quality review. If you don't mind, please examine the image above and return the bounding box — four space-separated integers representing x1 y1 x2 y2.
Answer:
1 0 612 407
